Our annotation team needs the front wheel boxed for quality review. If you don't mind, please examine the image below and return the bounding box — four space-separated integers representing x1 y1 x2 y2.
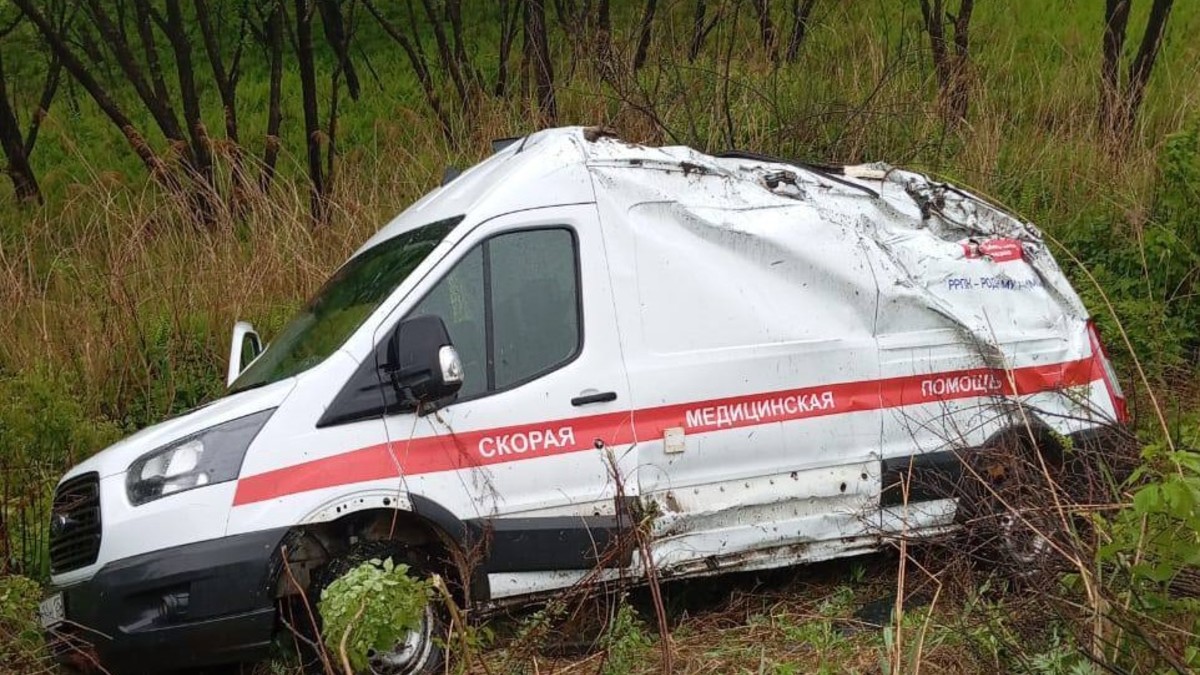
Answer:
308 541 448 675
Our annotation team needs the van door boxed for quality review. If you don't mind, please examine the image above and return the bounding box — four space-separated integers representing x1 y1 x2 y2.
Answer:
378 205 636 594
598 193 884 576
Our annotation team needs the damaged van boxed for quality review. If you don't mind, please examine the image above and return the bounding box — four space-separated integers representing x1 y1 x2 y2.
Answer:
44 127 1127 674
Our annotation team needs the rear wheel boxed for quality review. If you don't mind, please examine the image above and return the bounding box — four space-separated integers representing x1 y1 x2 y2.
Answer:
307 540 448 675
958 433 1071 581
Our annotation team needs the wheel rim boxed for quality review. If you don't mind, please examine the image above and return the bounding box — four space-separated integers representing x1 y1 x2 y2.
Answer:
365 603 436 675
999 512 1052 568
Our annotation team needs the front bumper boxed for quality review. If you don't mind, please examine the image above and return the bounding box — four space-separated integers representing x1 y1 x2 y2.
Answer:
50 526 291 674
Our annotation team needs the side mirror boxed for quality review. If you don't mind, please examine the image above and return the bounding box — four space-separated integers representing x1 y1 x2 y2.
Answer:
227 321 263 387
386 315 464 407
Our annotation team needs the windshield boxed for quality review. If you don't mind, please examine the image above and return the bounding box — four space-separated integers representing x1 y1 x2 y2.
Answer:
230 217 462 393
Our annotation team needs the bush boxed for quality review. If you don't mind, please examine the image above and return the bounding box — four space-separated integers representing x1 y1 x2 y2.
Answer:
0 367 120 578
1096 415 1200 669
317 557 432 672
1058 122 1200 383
0 574 47 671
600 602 653 675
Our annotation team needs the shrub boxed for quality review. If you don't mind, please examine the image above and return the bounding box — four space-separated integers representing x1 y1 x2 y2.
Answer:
600 601 653 675
317 557 432 673
0 574 47 671
0 368 120 578
1058 122 1200 383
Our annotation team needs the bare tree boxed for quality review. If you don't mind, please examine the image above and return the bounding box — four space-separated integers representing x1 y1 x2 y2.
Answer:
523 0 556 124
1100 0 1176 139
364 0 453 140
0 17 61 204
12 0 176 188
162 0 215 189
248 0 286 189
751 0 778 60
785 0 818 62
293 0 326 222
419 0 471 108
194 0 250 199
194 0 246 146
688 0 723 62
632 0 658 71
317 0 361 101
917 0 974 123
495 0 521 96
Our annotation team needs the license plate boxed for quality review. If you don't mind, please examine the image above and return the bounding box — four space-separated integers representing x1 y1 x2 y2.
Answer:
39 593 65 629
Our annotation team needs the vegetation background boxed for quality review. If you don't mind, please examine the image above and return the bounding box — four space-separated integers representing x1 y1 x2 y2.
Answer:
1 0 1199 673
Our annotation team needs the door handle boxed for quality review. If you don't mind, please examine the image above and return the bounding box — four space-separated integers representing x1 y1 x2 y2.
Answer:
571 391 617 406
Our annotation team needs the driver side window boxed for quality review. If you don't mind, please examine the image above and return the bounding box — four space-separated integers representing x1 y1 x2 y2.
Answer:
409 227 580 400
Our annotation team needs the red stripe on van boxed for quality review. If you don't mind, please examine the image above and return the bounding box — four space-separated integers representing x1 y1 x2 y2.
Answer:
232 356 1102 506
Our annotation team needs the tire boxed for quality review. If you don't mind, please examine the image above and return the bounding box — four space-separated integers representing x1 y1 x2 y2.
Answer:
957 433 1072 582
306 540 448 675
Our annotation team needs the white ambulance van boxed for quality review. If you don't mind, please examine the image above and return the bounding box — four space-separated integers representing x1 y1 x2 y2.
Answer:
43 127 1127 674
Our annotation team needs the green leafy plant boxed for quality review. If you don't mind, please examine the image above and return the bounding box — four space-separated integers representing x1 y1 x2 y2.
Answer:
0 368 120 578
1101 419 1200 587
317 557 432 673
0 575 46 671
600 601 652 675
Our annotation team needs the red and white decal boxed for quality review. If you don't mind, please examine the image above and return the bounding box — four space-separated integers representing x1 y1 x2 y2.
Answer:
1086 320 1129 423
232 355 1104 506
962 238 1024 262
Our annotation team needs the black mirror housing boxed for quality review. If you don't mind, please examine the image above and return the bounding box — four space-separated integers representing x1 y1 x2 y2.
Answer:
387 314 464 405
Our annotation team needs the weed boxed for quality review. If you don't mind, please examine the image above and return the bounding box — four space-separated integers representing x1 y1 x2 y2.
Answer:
600 600 653 675
0 575 44 672
317 557 432 673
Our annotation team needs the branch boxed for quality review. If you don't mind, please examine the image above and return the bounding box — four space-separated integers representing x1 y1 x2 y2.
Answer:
24 57 61 155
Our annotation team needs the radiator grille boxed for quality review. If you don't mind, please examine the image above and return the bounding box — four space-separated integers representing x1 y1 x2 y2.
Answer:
49 473 102 574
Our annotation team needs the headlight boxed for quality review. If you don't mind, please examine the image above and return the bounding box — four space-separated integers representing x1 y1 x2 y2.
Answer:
126 409 275 506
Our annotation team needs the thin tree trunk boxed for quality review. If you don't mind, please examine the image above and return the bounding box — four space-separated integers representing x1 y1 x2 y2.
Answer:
752 0 778 60
195 0 249 203
1125 0 1174 130
129 0 174 122
0 51 41 203
294 0 325 223
785 0 818 62
1098 0 1173 139
495 0 520 96
445 0 477 86
917 0 950 90
164 0 214 190
419 0 469 107
523 0 556 124
261 0 284 190
317 0 361 100
326 61 341 197
194 0 241 143
595 0 612 73
24 58 62 157
1100 0 1131 135
947 0 973 121
689 0 707 62
918 0 972 124
364 0 452 140
632 0 658 71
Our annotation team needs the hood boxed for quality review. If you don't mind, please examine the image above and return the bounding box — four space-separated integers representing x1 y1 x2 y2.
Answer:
63 377 297 482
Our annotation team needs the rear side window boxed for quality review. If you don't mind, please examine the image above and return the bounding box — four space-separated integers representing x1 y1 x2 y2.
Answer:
409 227 581 398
